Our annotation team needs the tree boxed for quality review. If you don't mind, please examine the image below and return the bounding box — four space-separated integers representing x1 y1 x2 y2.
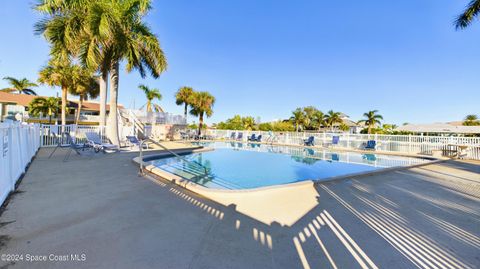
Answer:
312 110 325 130
455 0 480 29
1 77 38 95
324 110 343 132
242 116 256 130
358 110 383 134
138 84 163 113
35 0 167 146
38 60 89 126
339 123 350 132
28 97 61 124
72 74 100 124
175 86 194 122
463 114 480 126
290 108 305 132
189 91 215 135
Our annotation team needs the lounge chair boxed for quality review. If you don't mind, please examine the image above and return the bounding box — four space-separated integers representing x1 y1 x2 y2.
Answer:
362 154 377 162
255 134 262 142
324 135 340 148
236 132 243 141
230 132 236 140
304 136 315 146
63 132 89 161
247 134 256 141
85 132 119 153
364 140 376 150
126 136 149 149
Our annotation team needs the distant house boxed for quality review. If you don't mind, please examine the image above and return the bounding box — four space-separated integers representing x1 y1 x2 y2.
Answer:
396 123 480 135
0 92 122 123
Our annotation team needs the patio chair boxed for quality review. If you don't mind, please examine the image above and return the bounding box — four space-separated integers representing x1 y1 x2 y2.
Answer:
247 134 256 141
236 132 243 141
126 136 149 149
363 140 376 150
85 132 119 153
230 132 236 140
324 135 340 148
255 134 262 142
362 154 377 162
63 132 90 161
304 136 315 146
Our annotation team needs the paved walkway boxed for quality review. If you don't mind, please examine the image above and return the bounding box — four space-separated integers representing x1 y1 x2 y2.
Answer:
0 148 478 268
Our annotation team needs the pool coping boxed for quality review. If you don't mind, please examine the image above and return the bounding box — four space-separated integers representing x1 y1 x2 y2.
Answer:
133 142 447 195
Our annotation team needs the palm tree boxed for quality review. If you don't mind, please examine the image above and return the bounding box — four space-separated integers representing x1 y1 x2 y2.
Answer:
138 84 163 113
72 75 100 124
290 108 305 132
242 116 256 130
463 114 480 126
324 110 343 132
175 86 194 122
313 110 325 131
38 60 86 126
358 110 383 134
455 0 480 29
1 77 38 95
339 123 350 132
28 97 61 124
36 0 167 146
189 92 215 135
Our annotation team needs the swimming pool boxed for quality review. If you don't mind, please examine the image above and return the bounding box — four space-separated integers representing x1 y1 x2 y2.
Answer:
147 142 431 190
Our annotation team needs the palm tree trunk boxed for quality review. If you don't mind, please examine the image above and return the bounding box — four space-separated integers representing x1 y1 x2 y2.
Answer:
61 86 67 129
99 72 108 127
147 100 151 112
75 95 84 124
107 62 120 146
184 103 188 122
198 113 204 136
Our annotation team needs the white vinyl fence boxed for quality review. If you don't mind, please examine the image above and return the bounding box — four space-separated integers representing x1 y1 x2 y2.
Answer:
209 129 480 160
0 123 40 206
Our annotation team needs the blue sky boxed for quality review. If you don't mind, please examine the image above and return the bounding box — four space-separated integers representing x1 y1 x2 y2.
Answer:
0 0 479 125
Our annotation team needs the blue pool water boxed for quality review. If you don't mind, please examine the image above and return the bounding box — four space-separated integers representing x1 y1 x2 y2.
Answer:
149 142 430 189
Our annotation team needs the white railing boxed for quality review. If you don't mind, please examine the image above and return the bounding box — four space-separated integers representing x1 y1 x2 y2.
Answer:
0 122 40 206
209 130 480 160
39 124 138 147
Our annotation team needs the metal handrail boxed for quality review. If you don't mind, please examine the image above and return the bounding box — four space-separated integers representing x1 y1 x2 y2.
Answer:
138 138 208 176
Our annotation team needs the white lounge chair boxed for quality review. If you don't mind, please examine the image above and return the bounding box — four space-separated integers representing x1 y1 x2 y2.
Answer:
85 132 119 153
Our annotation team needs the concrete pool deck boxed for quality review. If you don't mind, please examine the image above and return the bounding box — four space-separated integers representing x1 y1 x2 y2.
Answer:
0 148 479 268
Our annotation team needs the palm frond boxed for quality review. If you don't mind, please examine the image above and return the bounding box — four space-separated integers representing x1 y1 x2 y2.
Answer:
455 0 480 29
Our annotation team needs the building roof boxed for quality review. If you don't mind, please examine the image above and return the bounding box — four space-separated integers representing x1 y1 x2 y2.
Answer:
396 123 480 134
0 92 122 111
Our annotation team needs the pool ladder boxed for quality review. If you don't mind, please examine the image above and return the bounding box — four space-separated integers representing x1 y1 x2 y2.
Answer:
138 138 208 177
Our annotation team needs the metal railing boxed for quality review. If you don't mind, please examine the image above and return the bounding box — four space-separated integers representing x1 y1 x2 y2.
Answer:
138 138 208 177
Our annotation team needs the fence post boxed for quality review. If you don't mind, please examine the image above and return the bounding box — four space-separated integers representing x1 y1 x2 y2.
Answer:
323 132 326 145
346 132 350 149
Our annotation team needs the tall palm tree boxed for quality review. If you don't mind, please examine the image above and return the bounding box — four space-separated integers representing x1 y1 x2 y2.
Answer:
1 77 38 95
324 110 343 132
138 84 163 113
175 86 194 122
189 91 215 135
358 110 383 134
38 60 86 126
28 97 61 124
455 0 480 29
290 108 305 132
36 0 167 146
